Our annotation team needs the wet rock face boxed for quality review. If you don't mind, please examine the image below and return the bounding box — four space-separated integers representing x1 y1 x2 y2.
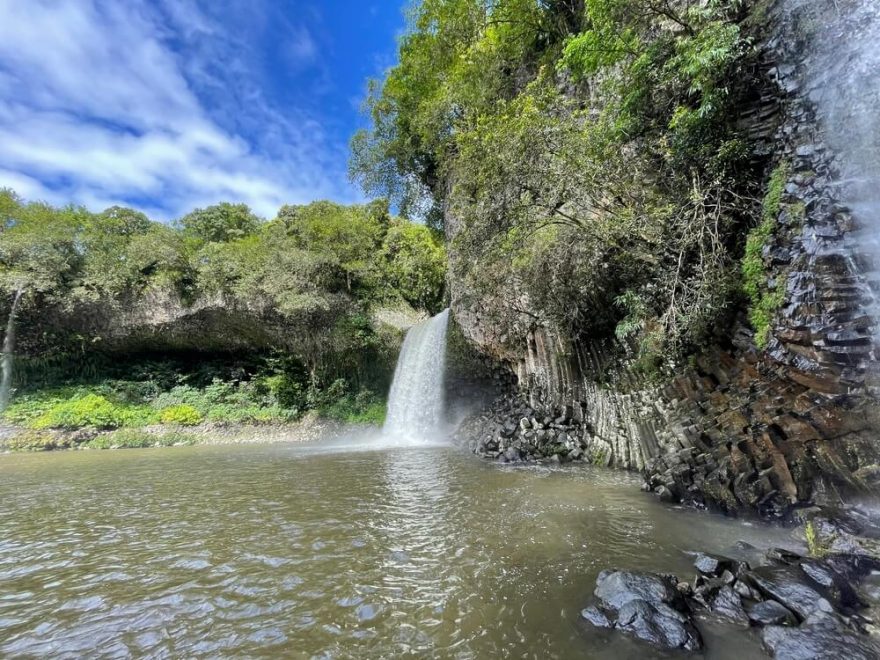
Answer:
761 618 880 660
581 571 702 651
582 543 880 657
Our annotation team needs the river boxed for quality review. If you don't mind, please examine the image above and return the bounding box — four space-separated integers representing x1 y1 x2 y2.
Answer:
0 439 799 658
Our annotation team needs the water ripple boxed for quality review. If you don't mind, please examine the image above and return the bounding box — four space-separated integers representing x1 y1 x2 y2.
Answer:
0 444 795 658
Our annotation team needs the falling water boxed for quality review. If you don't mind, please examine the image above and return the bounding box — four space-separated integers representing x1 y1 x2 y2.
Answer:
0 289 23 412
785 0 880 296
383 309 450 442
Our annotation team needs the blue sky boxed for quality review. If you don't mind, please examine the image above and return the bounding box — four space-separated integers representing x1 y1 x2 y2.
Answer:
0 0 406 220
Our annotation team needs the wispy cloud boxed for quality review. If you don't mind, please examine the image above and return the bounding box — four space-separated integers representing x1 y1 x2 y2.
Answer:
0 0 355 220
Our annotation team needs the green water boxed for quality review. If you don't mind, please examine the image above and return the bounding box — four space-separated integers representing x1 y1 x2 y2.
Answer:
0 440 796 658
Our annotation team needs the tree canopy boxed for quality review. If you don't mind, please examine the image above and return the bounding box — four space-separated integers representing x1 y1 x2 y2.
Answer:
353 0 765 371
0 188 447 367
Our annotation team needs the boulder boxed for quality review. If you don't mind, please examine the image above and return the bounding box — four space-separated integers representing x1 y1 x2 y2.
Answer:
693 552 748 577
733 578 763 602
710 585 749 626
580 571 702 651
765 548 803 566
761 618 880 660
503 447 521 463
580 605 611 628
594 570 681 611
746 566 834 621
799 559 863 611
615 599 701 651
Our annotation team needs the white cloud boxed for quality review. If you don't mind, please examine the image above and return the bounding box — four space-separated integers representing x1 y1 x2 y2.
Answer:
0 0 354 220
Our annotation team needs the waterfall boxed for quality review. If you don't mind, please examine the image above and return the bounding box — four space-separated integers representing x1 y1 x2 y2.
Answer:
0 289 23 413
383 309 450 441
785 0 880 309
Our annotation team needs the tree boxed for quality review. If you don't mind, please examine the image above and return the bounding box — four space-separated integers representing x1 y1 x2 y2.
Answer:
178 203 261 243
381 221 446 312
0 198 85 298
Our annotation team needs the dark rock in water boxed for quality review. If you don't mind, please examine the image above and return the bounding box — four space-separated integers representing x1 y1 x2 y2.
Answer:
710 585 749 626
567 447 584 462
733 578 763 602
692 575 726 607
799 559 863 611
761 618 880 660
765 548 803 566
580 605 611 628
735 541 758 552
746 566 834 620
581 571 702 651
594 570 681 611
820 552 880 583
615 598 701 651
748 600 798 627
693 552 748 577
657 485 677 503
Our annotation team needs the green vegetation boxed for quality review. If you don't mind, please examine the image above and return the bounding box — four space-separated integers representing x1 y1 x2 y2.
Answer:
804 519 832 558
158 404 203 426
2 354 390 439
354 0 769 372
29 393 153 430
0 190 446 441
85 430 198 450
317 390 387 425
0 190 445 324
743 162 788 348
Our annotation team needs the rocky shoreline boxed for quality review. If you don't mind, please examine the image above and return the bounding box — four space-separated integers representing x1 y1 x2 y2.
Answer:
580 537 880 659
453 393 600 465
0 414 366 453
459 394 880 657
580 516 880 659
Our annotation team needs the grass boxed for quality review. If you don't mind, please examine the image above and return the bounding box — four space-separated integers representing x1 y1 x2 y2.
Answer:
804 519 833 557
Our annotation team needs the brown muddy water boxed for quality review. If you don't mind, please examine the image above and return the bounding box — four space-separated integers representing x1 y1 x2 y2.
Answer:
0 439 800 658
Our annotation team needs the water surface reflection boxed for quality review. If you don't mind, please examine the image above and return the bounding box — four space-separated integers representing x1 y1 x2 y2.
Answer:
0 443 799 658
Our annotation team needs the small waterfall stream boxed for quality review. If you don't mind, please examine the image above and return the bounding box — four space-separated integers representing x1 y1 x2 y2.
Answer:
383 309 450 442
0 289 23 413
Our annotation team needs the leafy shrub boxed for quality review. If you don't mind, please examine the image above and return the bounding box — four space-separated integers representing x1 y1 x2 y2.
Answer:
31 394 154 430
263 373 307 411
318 389 387 425
86 429 199 449
159 404 203 426
2 388 77 425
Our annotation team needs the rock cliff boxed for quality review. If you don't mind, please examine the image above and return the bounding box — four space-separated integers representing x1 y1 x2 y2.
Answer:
449 0 880 517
